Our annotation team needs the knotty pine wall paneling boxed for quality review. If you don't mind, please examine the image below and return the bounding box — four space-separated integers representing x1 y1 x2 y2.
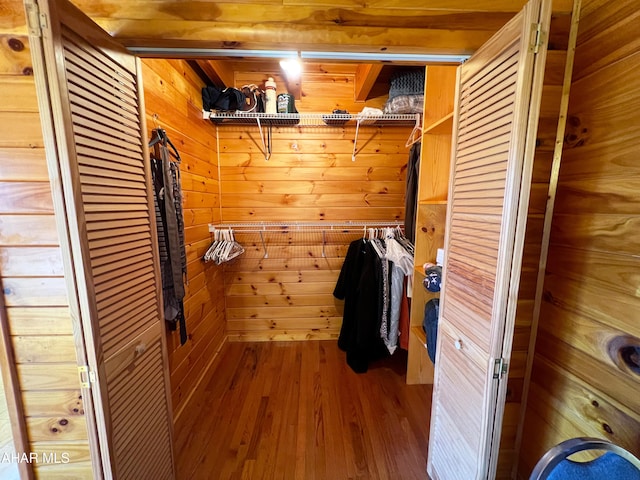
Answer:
220 67 412 341
141 59 226 422
0 2 91 477
517 0 640 475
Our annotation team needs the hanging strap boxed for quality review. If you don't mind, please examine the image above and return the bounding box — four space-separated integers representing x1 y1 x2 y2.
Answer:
149 128 181 162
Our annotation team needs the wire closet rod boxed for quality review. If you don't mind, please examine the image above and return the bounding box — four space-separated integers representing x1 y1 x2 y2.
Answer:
208 221 404 233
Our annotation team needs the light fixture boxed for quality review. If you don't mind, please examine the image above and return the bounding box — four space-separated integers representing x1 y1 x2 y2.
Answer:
300 51 469 63
279 57 302 79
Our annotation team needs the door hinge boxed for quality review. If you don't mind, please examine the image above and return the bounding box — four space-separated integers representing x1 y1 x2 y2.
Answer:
492 358 508 380
25 2 48 37
78 366 96 389
530 22 544 54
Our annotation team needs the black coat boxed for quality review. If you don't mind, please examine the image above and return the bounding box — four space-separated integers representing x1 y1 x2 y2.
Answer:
334 239 389 373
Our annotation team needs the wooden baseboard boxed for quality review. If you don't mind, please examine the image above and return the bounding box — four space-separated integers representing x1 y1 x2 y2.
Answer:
172 334 229 426
226 331 340 342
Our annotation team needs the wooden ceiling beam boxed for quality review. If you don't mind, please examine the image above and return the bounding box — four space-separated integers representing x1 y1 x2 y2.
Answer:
72 1 574 26
93 18 500 54
354 64 384 101
195 59 234 87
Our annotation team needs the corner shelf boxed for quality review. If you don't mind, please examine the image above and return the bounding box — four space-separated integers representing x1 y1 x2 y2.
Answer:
411 326 428 350
423 112 454 135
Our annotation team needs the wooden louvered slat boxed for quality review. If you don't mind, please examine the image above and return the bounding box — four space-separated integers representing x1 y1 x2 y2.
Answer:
84 212 150 228
96 279 155 312
95 288 156 325
457 89 518 134
73 126 143 157
455 167 510 185
83 193 149 206
70 109 141 146
62 49 136 101
112 378 165 441
450 239 501 261
458 113 516 145
78 164 145 184
455 125 514 157
78 143 144 168
456 145 510 168
92 259 153 287
450 227 502 246
83 203 149 215
81 182 146 197
76 146 143 171
460 37 521 91
100 306 154 344
105 338 172 479
103 316 159 358
69 104 140 142
90 249 152 273
94 273 155 303
65 70 139 118
114 399 168 455
80 175 147 193
96 290 157 327
98 278 153 318
428 1 550 478
86 222 149 240
89 232 151 251
63 47 139 105
458 50 520 108
67 90 140 132
62 28 136 88
456 161 510 181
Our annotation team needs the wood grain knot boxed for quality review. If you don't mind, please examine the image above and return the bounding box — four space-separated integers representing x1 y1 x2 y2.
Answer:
564 115 589 148
607 335 640 376
8 38 24 51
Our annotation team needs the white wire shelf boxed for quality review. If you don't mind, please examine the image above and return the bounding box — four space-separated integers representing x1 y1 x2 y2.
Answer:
208 221 407 259
202 111 419 127
209 221 404 233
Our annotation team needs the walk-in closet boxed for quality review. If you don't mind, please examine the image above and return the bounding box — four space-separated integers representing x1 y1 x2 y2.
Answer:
2 0 639 479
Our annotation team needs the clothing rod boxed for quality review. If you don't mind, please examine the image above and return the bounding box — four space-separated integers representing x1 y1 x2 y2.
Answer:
209 221 404 233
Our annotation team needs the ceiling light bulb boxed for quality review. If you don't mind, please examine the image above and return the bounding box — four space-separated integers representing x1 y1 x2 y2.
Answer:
280 58 302 79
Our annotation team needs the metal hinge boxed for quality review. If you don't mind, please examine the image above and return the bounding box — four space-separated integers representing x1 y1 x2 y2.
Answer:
25 2 48 37
78 366 96 389
492 358 508 380
530 22 543 54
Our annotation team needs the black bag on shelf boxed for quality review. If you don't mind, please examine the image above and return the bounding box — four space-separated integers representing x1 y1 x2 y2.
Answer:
202 85 245 112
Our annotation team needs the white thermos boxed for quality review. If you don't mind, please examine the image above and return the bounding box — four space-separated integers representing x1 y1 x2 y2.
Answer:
265 77 277 113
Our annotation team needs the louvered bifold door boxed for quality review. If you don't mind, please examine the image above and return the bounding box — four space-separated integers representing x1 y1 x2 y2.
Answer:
30 0 175 478
426 0 550 479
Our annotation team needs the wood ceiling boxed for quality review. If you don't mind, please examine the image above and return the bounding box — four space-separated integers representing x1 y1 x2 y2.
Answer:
68 0 574 96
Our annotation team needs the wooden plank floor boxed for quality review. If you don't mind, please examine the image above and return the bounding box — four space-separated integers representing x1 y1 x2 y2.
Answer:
174 340 432 480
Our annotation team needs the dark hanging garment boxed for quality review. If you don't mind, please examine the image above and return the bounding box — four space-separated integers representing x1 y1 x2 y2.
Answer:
423 298 440 364
404 142 421 243
150 128 188 345
334 239 388 373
